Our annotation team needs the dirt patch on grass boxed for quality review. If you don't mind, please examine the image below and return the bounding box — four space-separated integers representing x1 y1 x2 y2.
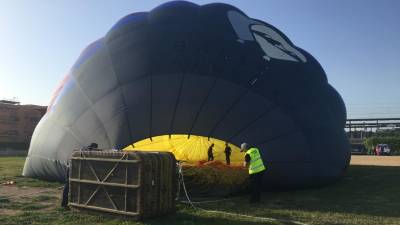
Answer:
350 156 400 166
0 184 62 216
0 185 59 199
0 208 21 216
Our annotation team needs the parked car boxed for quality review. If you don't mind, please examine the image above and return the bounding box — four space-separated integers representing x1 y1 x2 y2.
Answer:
375 144 391 156
350 144 367 155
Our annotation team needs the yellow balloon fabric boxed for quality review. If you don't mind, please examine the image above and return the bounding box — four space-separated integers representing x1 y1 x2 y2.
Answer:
123 134 245 163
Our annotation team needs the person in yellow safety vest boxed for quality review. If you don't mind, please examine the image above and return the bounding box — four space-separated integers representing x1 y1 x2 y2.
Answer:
241 143 266 203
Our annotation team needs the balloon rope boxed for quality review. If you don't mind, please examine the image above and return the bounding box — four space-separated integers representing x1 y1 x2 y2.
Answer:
177 164 308 225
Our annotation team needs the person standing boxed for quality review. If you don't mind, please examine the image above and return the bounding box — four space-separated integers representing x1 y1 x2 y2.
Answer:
61 162 70 208
224 143 232 165
241 143 266 203
207 143 214 161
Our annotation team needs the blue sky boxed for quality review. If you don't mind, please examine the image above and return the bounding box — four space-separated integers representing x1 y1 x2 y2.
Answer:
0 0 399 119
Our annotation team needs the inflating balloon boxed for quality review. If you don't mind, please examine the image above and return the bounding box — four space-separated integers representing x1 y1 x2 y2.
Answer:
23 1 350 188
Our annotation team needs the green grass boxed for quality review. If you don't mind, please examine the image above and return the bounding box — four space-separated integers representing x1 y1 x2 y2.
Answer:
0 157 61 188
0 156 400 225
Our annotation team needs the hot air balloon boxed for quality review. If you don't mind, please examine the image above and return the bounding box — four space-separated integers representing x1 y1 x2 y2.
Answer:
23 1 350 189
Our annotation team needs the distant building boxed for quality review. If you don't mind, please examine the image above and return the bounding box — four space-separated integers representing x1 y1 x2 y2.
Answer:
0 100 46 150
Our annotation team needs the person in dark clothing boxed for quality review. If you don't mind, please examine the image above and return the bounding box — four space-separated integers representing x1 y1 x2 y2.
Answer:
87 142 98 150
241 143 266 203
247 168 264 203
61 163 70 208
80 143 99 152
207 143 214 161
224 143 232 165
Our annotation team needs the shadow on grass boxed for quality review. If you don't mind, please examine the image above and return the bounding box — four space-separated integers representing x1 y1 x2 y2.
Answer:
2 157 399 224
142 208 280 225
204 165 400 219
0 207 280 225
293 165 400 218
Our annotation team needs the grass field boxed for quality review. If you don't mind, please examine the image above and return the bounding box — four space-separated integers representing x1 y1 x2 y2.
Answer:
1 156 400 225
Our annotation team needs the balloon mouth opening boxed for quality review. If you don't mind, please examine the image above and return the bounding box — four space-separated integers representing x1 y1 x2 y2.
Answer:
123 134 249 197
123 134 244 165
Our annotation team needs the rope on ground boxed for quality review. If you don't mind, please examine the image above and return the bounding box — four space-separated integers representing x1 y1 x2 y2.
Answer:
177 162 309 225
180 198 229 204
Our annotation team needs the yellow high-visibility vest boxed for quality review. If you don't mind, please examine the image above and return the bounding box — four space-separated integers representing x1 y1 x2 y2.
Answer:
246 147 266 174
